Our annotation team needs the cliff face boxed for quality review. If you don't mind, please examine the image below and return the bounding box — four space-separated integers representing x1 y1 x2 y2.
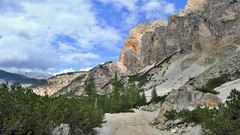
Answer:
119 0 240 73
119 20 168 73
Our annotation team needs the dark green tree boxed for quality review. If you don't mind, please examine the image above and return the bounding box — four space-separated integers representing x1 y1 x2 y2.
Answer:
0 82 9 92
110 72 122 113
85 78 96 97
151 87 158 103
11 82 24 92
140 92 147 105
126 83 141 108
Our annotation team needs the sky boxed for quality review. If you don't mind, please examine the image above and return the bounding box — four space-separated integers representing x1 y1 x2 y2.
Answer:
0 0 187 75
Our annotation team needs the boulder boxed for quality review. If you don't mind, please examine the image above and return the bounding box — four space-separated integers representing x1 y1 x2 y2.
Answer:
157 86 221 123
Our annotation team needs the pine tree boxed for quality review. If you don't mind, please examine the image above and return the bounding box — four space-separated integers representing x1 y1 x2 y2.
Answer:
0 81 9 92
141 92 147 105
110 72 121 113
126 83 141 108
151 87 158 103
85 78 96 97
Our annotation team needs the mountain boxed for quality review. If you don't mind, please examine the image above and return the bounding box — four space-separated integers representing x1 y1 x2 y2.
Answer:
32 0 240 132
33 0 240 105
0 69 46 85
33 71 86 96
16 71 52 80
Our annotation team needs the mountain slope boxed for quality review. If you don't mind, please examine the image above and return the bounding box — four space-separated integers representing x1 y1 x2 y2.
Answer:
16 71 52 80
0 69 45 85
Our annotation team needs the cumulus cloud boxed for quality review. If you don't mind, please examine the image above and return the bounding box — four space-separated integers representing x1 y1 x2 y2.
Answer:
97 0 176 26
0 0 122 73
54 68 75 75
60 53 101 64
141 0 176 19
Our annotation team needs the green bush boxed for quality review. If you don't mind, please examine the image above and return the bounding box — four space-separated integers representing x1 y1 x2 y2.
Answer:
0 83 103 135
164 110 178 120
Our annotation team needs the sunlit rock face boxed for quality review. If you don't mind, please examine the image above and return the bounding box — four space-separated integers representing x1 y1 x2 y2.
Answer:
183 0 207 14
119 20 168 73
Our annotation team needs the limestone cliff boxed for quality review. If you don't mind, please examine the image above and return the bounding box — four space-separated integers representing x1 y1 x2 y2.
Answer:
119 0 240 74
119 20 167 73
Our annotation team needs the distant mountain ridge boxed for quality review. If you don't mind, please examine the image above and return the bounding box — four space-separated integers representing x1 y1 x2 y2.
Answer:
0 69 46 85
16 71 52 80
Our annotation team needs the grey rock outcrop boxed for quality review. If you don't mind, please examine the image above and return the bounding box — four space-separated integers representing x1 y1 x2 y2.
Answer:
157 86 221 123
52 124 70 135
187 51 240 89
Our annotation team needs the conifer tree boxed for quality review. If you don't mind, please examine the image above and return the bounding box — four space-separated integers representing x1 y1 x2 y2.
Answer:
151 87 158 103
126 83 141 108
110 72 121 113
85 78 96 97
141 92 147 105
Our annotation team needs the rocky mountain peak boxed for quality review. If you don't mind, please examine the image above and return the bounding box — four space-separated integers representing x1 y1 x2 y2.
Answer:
119 20 167 73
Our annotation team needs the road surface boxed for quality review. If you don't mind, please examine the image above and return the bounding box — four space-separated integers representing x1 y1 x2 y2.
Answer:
95 110 173 135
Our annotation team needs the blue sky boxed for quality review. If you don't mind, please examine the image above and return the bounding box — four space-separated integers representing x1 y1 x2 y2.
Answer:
0 0 187 74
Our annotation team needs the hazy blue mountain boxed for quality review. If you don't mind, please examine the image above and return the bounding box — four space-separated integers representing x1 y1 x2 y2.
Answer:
0 69 46 85
16 71 52 80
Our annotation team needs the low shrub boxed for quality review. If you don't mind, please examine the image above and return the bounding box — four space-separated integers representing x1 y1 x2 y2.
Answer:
0 83 103 135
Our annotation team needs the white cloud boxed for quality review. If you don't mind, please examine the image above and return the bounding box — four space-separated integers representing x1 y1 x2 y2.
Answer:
97 0 176 25
96 0 138 11
0 35 58 69
54 68 75 75
141 0 176 20
61 53 101 64
79 67 93 71
0 0 122 72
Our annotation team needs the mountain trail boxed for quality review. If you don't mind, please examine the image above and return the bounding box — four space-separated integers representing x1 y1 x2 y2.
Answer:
95 110 173 135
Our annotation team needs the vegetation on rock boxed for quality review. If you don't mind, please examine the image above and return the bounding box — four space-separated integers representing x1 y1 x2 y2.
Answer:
165 89 240 135
197 74 230 94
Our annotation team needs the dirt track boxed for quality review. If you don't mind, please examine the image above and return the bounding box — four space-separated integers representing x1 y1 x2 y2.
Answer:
95 110 173 135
